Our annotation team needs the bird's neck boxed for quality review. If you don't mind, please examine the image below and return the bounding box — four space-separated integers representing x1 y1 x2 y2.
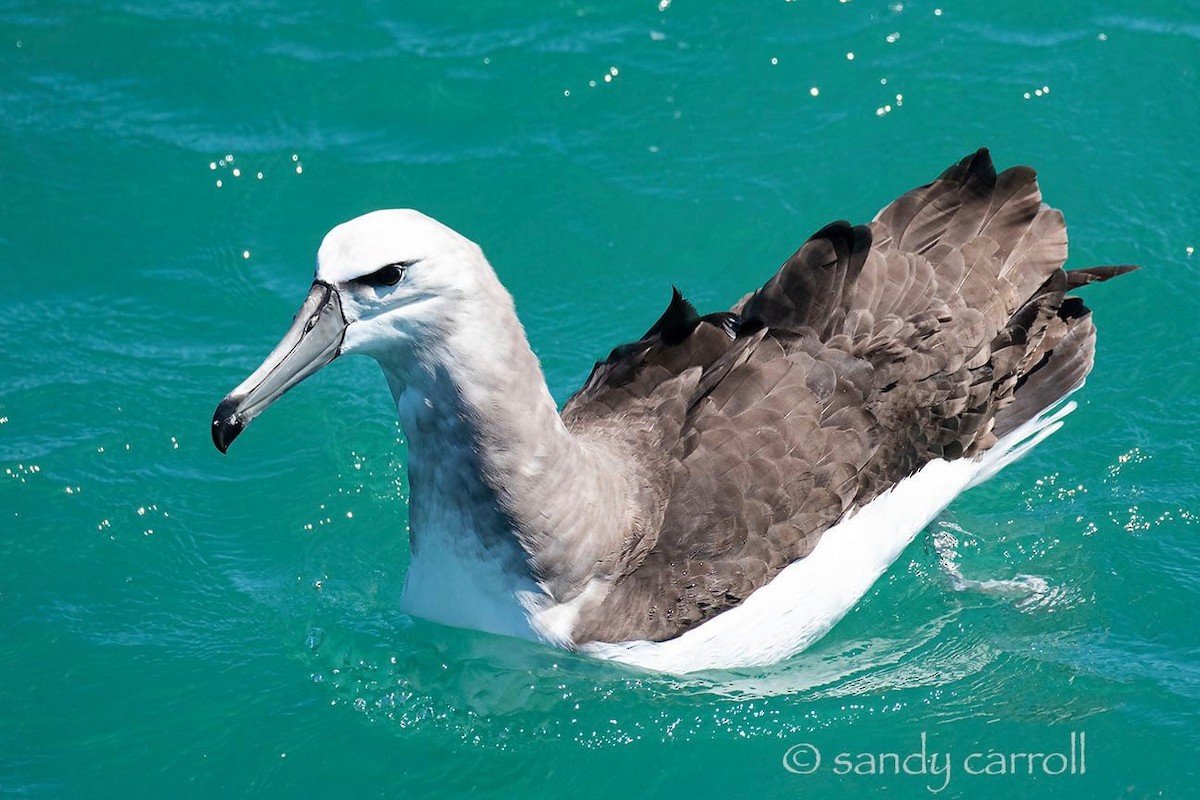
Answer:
378 287 628 610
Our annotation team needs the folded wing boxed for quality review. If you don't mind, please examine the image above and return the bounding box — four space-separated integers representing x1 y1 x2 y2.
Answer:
561 149 1133 643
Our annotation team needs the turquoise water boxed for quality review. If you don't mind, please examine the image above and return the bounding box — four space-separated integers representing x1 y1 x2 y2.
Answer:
2 1 1198 796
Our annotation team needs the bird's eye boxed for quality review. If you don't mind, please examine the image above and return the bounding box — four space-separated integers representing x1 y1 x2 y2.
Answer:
359 261 414 288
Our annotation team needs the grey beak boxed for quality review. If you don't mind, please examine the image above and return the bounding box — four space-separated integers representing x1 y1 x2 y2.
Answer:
212 281 347 453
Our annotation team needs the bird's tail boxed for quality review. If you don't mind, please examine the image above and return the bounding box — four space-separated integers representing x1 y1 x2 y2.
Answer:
992 264 1136 439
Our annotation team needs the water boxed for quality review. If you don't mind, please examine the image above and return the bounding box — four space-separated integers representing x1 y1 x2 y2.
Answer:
2 1 1198 797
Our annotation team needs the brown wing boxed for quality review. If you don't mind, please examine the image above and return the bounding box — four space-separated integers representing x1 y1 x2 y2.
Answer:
562 149 1134 644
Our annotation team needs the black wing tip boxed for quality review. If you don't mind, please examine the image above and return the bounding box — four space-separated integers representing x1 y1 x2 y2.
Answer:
1066 264 1140 288
807 220 873 258
969 147 999 185
1059 295 1088 321
809 219 853 241
933 147 997 186
643 286 701 345
963 146 995 177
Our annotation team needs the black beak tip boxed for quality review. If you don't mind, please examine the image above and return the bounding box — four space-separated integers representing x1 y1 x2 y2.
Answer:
212 396 246 454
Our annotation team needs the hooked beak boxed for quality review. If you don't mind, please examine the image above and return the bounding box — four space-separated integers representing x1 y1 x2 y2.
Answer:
212 281 347 453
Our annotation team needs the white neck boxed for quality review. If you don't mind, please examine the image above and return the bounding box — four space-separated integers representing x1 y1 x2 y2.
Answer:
374 269 630 638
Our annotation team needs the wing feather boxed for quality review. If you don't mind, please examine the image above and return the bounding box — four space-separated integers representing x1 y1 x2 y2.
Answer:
562 149 1134 644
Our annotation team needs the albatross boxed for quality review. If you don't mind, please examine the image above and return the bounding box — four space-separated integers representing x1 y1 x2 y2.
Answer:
212 149 1133 673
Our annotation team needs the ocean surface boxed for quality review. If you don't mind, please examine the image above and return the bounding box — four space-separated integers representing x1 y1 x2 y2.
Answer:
2 1 1198 797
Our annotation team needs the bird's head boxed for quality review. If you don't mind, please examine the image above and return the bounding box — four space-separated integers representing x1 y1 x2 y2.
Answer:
211 209 492 453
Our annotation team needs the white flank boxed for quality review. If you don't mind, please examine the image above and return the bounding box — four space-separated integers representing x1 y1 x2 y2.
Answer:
581 399 1079 673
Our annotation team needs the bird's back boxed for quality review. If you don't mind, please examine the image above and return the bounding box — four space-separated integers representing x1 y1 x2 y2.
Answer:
560 149 1133 645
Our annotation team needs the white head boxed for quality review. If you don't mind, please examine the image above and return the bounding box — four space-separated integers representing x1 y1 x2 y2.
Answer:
317 209 498 358
212 209 504 452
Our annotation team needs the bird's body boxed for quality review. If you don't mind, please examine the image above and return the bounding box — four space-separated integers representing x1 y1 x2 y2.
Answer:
213 149 1132 673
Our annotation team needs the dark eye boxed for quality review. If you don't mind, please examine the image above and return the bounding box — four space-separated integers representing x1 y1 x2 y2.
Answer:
359 261 413 288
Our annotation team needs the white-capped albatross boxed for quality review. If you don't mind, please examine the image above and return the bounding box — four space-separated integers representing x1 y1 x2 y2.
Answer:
212 149 1134 673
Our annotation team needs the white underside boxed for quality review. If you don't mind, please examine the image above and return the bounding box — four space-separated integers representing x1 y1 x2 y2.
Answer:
399 392 1079 675
581 398 1078 673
